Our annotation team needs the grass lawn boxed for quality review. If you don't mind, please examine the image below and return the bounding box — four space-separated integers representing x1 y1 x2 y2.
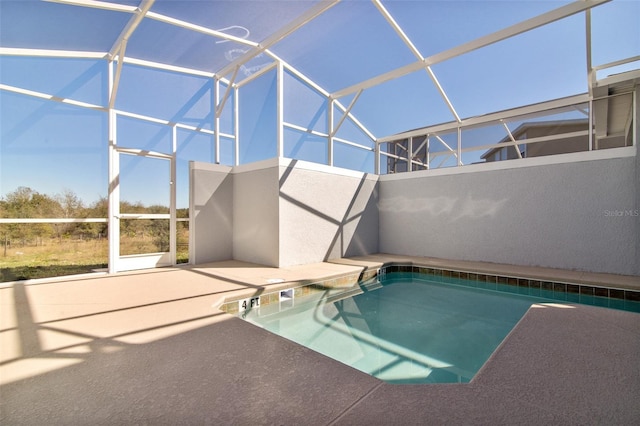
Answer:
1 238 188 282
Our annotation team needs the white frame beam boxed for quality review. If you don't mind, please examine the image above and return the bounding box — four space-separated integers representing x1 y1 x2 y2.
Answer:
234 86 240 166
0 218 107 224
434 135 457 157
276 61 284 158
373 0 461 122
115 109 214 134
0 47 106 59
328 98 334 166
214 78 221 164
123 57 216 78
334 0 611 99
107 0 154 108
284 122 329 139
585 9 594 97
170 125 178 265
216 67 239 118
269 53 377 144
408 136 413 171
0 84 105 111
234 61 278 88
108 0 155 60
109 40 126 109
45 0 136 13
107 61 119 273
331 90 363 137
593 56 640 73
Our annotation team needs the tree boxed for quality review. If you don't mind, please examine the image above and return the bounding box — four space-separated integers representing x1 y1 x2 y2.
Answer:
86 196 108 239
53 189 85 240
0 187 59 246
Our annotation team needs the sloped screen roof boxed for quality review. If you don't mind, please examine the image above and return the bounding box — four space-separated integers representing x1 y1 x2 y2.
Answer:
2 1 639 135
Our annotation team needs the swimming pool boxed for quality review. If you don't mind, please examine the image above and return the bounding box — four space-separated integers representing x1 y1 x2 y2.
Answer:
238 271 640 384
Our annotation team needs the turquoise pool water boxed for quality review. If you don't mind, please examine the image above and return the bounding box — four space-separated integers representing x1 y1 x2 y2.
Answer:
240 272 639 384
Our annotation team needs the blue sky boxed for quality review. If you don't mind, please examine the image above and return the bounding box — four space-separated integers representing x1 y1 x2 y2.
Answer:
1 0 639 209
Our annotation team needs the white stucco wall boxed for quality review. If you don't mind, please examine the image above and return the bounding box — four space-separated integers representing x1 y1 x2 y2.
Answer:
232 159 280 267
278 159 379 267
191 148 637 276
379 148 639 276
189 162 233 264
190 158 379 268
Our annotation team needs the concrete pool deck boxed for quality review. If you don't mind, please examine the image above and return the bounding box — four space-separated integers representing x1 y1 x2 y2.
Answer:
1 254 639 424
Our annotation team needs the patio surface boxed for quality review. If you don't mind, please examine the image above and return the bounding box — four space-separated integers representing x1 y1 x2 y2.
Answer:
1 254 639 425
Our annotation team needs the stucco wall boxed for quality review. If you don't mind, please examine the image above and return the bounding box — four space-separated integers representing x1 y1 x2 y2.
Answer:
191 158 379 268
192 150 637 275
189 162 233 264
278 159 379 267
635 86 640 276
379 149 639 276
232 160 280 267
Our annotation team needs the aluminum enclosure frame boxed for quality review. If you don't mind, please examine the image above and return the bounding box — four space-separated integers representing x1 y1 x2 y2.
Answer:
1 0 633 274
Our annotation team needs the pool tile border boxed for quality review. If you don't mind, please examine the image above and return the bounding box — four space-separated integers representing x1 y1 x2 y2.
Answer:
383 264 640 307
219 262 640 314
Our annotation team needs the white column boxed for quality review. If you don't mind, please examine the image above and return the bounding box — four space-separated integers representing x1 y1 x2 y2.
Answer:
276 61 284 158
107 61 119 273
328 98 334 166
234 86 240 165
408 136 413 172
170 125 177 265
457 127 462 166
214 78 220 163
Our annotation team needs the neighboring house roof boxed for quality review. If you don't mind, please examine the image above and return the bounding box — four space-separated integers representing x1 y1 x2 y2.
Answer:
480 119 589 159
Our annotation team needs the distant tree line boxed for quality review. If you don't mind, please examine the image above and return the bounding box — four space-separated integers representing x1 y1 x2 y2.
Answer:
0 186 188 254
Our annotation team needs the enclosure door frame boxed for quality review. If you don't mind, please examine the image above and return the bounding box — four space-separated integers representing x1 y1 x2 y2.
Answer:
108 148 176 273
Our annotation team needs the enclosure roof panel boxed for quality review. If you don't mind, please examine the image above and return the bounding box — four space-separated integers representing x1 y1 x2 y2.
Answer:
269 0 418 93
1 0 638 140
148 0 320 45
0 0 131 52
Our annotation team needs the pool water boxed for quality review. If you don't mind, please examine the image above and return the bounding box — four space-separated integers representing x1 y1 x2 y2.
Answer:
240 272 638 384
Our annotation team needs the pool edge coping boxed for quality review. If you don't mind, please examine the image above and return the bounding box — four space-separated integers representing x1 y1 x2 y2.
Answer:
219 260 640 315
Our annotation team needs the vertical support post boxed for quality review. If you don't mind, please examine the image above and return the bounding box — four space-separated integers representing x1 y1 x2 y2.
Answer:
234 86 240 166
374 141 380 175
328 97 334 167
169 124 178 265
170 125 177 265
107 61 119 274
426 136 430 169
408 136 413 172
276 61 284 158
188 160 195 265
214 78 221 163
633 88 638 148
585 9 594 97
588 99 594 150
457 127 462 166
585 9 594 151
